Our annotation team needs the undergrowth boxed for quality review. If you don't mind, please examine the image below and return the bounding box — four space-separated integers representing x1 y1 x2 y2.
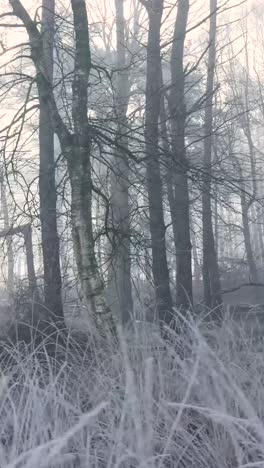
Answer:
0 311 263 467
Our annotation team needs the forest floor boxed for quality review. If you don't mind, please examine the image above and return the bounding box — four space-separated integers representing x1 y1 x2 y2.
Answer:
0 304 263 467
0 300 91 338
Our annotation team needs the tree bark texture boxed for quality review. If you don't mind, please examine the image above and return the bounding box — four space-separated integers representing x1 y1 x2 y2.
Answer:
107 0 133 325
0 169 14 297
202 0 222 309
9 0 116 337
142 0 173 323
237 165 258 283
39 0 63 321
167 0 192 309
0 224 38 300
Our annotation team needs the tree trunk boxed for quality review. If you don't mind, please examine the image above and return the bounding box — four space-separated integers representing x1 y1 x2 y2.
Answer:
241 53 259 280
39 0 63 321
0 224 39 300
69 156 114 329
202 0 222 309
242 204 258 283
142 0 173 324
167 0 192 309
190 218 201 289
0 170 14 297
256 205 264 266
9 0 116 337
108 0 133 326
228 26 259 281
23 225 39 299
159 94 177 275
68 0 116 336
238 166 258 282
214 196 219 260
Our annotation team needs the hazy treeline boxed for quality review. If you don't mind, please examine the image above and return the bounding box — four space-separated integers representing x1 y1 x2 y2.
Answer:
0 0 262 334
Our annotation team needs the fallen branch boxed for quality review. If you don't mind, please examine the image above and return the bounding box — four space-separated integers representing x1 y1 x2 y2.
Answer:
221 282 264 295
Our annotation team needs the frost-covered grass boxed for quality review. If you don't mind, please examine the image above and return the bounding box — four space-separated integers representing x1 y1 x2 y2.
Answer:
0 312 264 467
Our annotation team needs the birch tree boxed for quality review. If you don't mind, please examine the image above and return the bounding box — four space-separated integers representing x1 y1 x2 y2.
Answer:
7 0 116 337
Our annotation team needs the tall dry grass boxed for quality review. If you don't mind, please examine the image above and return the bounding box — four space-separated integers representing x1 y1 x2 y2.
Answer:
0 310 263 467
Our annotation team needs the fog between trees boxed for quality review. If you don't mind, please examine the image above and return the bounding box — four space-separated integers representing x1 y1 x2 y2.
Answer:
0 0 262 333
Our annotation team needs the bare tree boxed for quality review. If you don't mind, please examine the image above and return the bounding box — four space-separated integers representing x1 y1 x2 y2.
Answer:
39 0 63 321
239 163 258 282
8 0 116 337
202 0 222 309
223 25 260 283
167 0 192 308
140 0 173 323
107 0 133 326
0 224 38 299
0 168 14 297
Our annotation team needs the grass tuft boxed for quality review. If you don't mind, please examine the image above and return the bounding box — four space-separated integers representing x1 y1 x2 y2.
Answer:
0 312 263 467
